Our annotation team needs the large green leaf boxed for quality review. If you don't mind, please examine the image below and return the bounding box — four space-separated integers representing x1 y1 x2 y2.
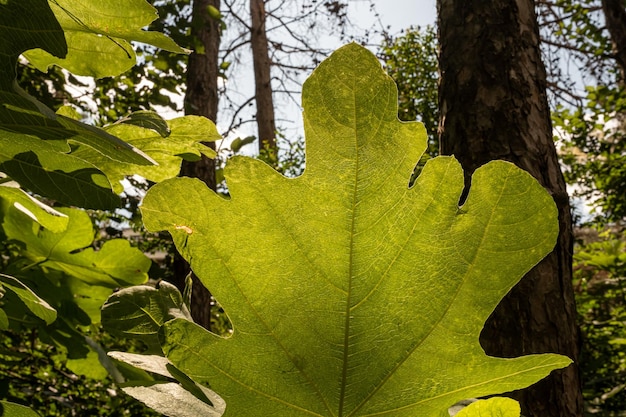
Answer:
0 131 120 209
141 44 570 416
23 0 188 78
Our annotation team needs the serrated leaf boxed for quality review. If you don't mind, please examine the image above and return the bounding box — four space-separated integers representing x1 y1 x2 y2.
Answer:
455 397 521 417
23 0 189 78
0 274 56 325
101 281 193 347
141 44 570 416
3 207 150 288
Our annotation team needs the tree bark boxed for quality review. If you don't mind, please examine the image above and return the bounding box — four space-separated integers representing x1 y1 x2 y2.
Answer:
437 1 583 416
601 0 626 80
172 0 221 330
250 0 277 153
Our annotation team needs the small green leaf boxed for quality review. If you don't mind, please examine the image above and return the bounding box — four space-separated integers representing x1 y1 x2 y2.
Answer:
230 136 256 153
0 274 56 325
71 115 219 193
207 5 222 20
0 401 42 417
0 308 9 330
55 105 82 120
0 183 68 232
102 281 192 347
66 349 108 380
455 397 521 417
114 110 171 137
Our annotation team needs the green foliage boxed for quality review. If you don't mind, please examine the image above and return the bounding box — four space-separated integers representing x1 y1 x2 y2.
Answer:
554 85 626 223
77 0 195 125
537 0 616 90
0 205 151 377
574 230 626 414
0 0 214 401
0 330 160 417
23 0 187 78
120 44 570 416
2 2 577 414
379 26 439 156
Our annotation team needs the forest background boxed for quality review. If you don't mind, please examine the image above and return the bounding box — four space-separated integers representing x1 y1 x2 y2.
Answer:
0 0 625 416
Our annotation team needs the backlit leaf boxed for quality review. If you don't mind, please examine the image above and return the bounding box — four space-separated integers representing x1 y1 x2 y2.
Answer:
3 207 150 288
0 274 56 325
71 115 219 193
24 0 189 78
141 43 570 416
102 281 193 348
0 182 68 232
455 397 521 417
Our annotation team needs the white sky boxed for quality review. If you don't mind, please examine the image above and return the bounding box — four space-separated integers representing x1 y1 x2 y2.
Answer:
350 0 436 35
151 1 439 154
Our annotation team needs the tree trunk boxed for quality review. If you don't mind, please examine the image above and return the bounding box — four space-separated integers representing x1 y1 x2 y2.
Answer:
172 0 221 330
250 0 277 154
601 0 626 80
437 1 583 416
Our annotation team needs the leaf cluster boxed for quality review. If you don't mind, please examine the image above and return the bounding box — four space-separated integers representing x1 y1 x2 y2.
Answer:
0 330 160 417
573 229 626 413
0 0 218 406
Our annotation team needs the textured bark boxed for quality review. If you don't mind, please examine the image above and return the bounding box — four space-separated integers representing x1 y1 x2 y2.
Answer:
437 1 583 416
250 0 277 152
602 0 626 80
172 0 221 330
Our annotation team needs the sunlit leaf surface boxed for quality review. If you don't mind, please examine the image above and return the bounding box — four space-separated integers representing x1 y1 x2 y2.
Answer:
142 44 571 417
